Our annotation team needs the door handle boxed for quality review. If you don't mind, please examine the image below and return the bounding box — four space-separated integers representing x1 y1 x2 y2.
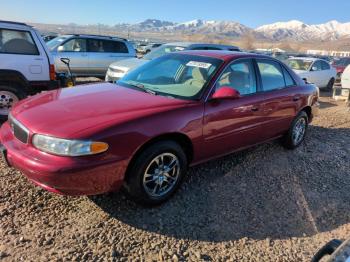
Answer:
293 96 300 102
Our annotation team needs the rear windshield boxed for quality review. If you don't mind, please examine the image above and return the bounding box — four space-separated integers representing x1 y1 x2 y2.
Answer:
287 59 313 71
143 45 186 60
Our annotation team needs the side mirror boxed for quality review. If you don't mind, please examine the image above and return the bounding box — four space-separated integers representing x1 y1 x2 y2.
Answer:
212 87 240 100
57 46 65 52
60 58 70 66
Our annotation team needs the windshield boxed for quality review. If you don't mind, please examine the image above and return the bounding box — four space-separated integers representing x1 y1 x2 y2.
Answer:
287 59 313 71
118 54 223 100
143 45 186 60
46 36 69 51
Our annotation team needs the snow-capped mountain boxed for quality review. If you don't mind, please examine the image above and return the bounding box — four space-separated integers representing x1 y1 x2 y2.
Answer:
121 19 350 41
256 20 350 40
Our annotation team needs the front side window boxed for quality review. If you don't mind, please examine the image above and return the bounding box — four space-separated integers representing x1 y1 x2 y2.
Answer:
217 60 257 95
60 38 86 52
118 54 222 99
311 61 322 71
257 60 285 91
321 61 330 70
0 29 39 55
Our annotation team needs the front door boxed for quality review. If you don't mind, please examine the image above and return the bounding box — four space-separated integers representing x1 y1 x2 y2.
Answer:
202 59 266 160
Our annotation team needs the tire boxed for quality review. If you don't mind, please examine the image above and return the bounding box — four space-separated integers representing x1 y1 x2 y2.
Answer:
282 111 308 150
0 83 27 120
124 141 188 206
326 78 335 91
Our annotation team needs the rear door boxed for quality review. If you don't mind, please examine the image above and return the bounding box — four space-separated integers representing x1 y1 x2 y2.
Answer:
55 37 88 76
255 59 300 139
202 59 267 159
87 39 131 77
0 28 49 81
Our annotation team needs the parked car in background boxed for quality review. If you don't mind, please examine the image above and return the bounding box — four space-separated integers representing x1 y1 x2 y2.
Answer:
138 43 163 54
332 57 350 85
0 51 319 205
287 57 336 90
47 34 136 78
0 20 57 118
105 42 241 82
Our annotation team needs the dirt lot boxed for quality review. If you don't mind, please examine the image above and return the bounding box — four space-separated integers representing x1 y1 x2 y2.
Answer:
0 92 349 261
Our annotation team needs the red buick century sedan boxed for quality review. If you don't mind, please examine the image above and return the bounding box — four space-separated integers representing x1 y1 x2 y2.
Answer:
0 51 319 205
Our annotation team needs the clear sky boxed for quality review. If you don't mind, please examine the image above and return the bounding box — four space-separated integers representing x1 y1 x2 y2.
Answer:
2 0 350 28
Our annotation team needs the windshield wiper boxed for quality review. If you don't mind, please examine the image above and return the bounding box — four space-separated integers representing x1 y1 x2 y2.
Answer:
126 82 158 95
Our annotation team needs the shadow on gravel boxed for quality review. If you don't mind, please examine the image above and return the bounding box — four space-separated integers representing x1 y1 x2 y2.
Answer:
90 126 350 242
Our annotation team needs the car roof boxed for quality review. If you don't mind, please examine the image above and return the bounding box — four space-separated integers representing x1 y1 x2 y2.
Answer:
175 50 271 61
0 20 33 30
61 34 127 41
164 42 240 50
288 57 323 62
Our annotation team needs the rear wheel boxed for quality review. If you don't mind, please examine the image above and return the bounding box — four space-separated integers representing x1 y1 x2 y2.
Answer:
282 111 308 149
124 141 187 206
326 77 335 91
0 84 26 119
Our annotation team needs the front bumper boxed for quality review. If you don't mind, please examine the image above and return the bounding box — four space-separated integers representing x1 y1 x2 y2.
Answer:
0 122 127 196
105 69 127 83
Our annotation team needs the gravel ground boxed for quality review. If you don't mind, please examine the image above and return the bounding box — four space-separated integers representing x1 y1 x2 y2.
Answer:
0 92 349 261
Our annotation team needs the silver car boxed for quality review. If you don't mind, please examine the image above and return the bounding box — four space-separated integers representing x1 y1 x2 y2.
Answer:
47 34 136 78
105 42 240 82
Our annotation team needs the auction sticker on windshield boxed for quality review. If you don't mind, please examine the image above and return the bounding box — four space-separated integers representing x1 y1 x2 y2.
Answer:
186 61 212 69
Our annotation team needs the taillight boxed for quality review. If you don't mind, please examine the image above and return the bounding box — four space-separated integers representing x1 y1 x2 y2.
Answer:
49 64 56 81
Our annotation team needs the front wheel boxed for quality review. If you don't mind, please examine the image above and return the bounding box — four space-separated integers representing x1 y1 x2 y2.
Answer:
124 141 187 206
282 111 308 149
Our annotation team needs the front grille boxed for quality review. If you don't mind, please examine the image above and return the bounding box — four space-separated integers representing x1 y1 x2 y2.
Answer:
8 114 29 144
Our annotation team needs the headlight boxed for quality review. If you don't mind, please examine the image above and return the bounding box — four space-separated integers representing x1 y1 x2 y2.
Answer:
32 134 108 156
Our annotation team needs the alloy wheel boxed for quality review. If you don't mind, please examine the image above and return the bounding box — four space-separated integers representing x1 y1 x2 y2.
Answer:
292 117 306 145
0 91 19 116
142 153 180 198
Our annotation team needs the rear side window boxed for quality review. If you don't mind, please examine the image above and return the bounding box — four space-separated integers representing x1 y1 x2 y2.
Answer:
0 28 39 55
103 40 128 53
88 39 128 53
282 67 296 86
257 60 285 91
321 61 330 70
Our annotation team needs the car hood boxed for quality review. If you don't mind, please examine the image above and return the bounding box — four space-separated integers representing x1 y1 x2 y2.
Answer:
11 83 192 138
109 58 148 72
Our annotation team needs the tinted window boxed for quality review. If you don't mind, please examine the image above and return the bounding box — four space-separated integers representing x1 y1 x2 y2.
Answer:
61 38 86 52
282 67 296 86
103 40 128 53
311 61 322 71
257 60 285 91
87 39 128 53
0 29 39 55
217 60 257 95
321 61 330 70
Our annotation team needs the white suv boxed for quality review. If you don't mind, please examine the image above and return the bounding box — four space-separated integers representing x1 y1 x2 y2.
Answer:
0 20 57 117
